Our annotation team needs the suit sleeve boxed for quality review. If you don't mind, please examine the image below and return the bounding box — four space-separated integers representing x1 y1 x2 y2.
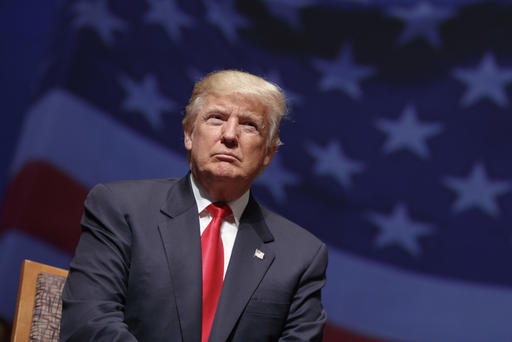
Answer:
60 183 138 342
279 242 328 342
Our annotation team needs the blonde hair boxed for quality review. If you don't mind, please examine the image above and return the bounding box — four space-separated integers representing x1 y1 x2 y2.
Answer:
183 70 288 147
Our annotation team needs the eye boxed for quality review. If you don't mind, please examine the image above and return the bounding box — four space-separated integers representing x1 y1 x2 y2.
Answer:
241 121 259 133
206 113 224 124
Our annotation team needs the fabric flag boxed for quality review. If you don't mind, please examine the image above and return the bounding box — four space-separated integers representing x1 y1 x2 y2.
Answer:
2 1 512 341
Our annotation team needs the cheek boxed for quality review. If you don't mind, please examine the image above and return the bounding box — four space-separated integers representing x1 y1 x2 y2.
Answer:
197 126 220 142
247 143 269 163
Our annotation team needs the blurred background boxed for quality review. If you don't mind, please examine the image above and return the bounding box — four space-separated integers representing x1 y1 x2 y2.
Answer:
1 0 512 341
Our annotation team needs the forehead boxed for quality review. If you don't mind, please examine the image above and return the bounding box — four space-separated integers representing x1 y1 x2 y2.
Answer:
200 92 269 118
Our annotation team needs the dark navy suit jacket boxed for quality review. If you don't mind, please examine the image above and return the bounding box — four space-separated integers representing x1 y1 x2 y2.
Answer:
60 175 327 341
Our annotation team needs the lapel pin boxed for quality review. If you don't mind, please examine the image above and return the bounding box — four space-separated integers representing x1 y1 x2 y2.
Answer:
254 249 264 260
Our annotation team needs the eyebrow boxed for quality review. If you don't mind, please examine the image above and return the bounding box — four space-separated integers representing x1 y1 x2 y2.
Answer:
203 105 227 115
202 106 265 125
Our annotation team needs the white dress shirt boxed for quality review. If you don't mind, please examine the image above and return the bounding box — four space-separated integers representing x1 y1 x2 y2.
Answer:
190 174 249 278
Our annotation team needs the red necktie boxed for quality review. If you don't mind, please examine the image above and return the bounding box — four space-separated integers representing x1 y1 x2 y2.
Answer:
201 202 232 342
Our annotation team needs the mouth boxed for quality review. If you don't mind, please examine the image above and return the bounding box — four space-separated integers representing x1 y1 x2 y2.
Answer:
213 152 240 162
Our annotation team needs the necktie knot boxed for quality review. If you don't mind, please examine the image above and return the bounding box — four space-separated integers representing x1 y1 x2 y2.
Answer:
206 202 232 220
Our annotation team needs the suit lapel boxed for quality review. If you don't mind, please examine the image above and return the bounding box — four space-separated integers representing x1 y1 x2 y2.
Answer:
158 175 202 342
209 196 275 342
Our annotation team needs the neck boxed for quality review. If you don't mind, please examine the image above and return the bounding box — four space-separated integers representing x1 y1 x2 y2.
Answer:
191 172 250 202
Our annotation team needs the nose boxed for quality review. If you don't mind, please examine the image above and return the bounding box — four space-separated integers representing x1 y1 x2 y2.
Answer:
221 117 239 147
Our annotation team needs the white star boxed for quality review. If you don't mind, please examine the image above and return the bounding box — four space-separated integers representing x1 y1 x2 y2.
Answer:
204 0 250 43
388 2 454 48
144 0 195 42
366 203 434 257
452 53 512 108
256 154 300 203
313 44 376 101
261 0 313 29
71 0 128 46
120 74 176 130
376 104 443 159
306 140 364 188
444 162 511 217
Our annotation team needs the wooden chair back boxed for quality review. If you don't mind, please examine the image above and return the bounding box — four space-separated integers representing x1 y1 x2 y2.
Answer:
10 260 68 342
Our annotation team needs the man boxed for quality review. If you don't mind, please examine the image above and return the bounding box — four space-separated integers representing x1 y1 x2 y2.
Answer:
60 70 328 341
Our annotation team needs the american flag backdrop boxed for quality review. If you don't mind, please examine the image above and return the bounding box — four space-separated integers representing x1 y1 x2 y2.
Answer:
1 0 512 341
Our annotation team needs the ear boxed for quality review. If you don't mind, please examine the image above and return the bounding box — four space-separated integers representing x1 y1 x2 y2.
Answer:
184 128 193 151
262 145 277 167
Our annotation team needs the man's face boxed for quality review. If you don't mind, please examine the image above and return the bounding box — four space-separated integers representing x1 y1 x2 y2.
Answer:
184 92 275 193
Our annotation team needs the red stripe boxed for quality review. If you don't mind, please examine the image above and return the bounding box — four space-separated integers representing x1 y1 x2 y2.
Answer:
324 323 388 342
0 161 87 254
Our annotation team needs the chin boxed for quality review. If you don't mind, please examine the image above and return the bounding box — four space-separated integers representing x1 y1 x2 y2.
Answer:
205 164 241 179
212 170 242 181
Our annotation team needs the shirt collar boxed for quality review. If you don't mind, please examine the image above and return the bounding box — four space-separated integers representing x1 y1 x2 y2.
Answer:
189 173 249 225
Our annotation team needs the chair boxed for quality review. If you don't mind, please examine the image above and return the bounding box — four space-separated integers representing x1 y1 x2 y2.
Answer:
10 260 68 342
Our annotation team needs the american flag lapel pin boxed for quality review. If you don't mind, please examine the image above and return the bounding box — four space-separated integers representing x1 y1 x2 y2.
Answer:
254 249 264 260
